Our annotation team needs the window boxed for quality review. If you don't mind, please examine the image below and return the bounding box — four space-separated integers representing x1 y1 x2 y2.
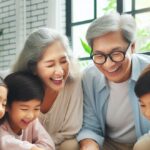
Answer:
121 0 150 52
66 0 117 69
66 0 150 67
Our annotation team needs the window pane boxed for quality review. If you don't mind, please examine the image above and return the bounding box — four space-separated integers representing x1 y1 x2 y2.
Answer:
136 12 150 52
97 0 117 17
72 0 94 23
136 0 150 9
72 23 91 58
123 0 132 12
97 0 108 17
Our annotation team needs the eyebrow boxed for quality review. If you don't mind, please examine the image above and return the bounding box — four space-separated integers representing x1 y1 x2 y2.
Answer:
60 56 67 59
44 60 54 63
93 46 125 53
44 56 67 63
19 104 41 107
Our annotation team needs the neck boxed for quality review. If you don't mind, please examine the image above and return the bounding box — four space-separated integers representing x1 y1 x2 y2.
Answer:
40 88 59 113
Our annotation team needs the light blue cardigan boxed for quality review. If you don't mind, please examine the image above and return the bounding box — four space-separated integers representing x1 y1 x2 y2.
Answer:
77 53 150 148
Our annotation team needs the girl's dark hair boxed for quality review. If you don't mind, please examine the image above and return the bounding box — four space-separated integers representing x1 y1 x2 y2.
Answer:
4 71 45 108
135 65 150 98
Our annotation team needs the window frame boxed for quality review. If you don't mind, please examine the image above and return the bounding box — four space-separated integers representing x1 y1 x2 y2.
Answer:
66 0 150 61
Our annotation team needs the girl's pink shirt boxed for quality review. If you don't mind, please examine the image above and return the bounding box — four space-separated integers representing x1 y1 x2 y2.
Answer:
0 118 55 150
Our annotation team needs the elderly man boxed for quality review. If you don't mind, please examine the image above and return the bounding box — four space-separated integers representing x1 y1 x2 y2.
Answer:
77 12 150 150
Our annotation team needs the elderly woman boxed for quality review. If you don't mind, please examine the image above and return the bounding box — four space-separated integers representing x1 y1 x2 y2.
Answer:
12 27 83 150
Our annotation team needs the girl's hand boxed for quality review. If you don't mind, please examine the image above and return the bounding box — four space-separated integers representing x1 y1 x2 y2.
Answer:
80 139 100 150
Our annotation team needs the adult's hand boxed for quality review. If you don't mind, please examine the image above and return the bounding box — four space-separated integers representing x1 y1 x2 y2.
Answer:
79 139 100 150
31 146 44 150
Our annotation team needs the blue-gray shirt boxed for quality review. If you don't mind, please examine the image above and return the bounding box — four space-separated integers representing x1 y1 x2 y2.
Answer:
77 53 150 148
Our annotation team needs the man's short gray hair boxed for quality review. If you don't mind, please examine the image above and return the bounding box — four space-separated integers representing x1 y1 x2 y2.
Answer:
86 12 136 47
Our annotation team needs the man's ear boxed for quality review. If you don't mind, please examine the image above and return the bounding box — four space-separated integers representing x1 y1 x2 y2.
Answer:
131 42 135 53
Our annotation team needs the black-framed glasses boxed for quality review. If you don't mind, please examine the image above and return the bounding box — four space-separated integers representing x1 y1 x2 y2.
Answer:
90 44 131 65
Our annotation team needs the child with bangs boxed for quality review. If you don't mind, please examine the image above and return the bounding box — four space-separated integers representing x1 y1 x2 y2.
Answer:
0 72 55 150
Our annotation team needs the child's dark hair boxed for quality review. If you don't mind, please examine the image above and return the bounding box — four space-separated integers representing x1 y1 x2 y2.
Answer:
135 65 150 98
4 71 45 108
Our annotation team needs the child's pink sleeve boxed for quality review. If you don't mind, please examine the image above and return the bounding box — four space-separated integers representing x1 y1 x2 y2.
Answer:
0 130 34 150
31 119 55 150
0 119 55 150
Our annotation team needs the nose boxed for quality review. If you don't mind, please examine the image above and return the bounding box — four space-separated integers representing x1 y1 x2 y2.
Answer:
145 109 150 118
26 111 34 120
103 56 115 69
54 64 64 76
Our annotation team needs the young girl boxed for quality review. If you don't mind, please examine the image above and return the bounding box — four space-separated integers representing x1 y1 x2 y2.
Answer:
0 72 55 150
0 76 7 120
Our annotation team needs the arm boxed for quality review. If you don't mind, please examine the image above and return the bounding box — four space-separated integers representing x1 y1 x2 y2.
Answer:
77 70 105 149
31 147 44 150
0 133 39 150
0 122 45 150
32 119 55 150
80 139 99 150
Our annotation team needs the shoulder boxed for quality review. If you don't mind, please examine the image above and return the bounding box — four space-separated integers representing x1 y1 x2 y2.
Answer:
0 121 13 137
132 53 150 70
0 121 9 131
83 64 103 79
131 53 150 80
82 64 105 88
66 74 82 89
132 53 150 64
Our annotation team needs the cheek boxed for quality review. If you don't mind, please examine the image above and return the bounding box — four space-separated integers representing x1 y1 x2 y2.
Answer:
64 63 69 73
31 111 40 120
140 107 145 114
35 111 40 117
141 107 149 117
0 103 5 111
37 67 53 79
36 62 49 75
12 109 23 119
38 71 50 79
36 65 46 75
0 109 5 118
122 59 127 67
95 64 103 72
122 57 131 69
